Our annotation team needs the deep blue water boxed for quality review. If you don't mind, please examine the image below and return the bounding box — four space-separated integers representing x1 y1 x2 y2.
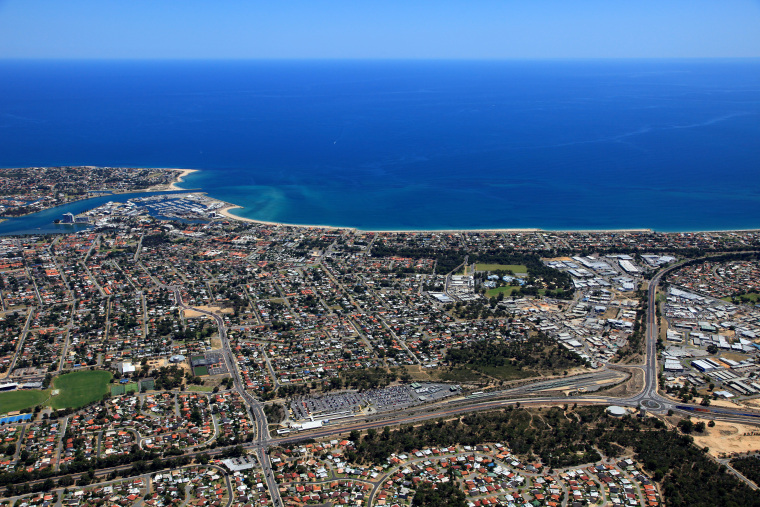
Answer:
1 59 759 231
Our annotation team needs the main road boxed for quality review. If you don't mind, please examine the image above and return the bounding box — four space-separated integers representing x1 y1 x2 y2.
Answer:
172 288 283 506
8 252 760 499
166 253 760 503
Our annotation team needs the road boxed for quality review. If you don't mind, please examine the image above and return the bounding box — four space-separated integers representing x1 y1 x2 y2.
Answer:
172 287 283 506
625 259 683 413
8 253 760 497
174 255 760 498
5 306 35 376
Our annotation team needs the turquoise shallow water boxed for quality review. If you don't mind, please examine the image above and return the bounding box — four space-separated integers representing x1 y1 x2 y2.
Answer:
1 59 759 231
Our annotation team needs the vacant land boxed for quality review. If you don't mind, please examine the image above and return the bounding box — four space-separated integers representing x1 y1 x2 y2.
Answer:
446 335 587 381
475 263 528 274
475 364 536 380
183 305 233 318
0 389 50 413
187 384 215 392
598 368 643 398
51 370 112 409
689 418 760 457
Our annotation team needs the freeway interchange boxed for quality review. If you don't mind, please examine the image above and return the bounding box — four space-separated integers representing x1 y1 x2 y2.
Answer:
8 255 759 500
167 255 760 505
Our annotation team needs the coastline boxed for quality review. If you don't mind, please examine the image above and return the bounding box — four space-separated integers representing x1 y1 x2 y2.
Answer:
3 167 758 235
167 168 198 190
216 200 760 234
217 204 663 234
218 205 354 231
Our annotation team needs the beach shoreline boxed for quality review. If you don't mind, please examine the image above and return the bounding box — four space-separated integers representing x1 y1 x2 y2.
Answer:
216 201 760 234
166 168 199 190
216 203 664 233
218 205 355 231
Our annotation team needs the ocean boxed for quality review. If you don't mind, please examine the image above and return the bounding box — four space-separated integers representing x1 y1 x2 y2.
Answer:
1 59 759 231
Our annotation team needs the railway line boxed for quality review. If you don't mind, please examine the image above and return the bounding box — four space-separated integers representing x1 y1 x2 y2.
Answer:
6 252 760 498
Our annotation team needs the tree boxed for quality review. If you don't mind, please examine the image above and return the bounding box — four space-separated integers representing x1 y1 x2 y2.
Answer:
412 481 467 507
678 418 694 434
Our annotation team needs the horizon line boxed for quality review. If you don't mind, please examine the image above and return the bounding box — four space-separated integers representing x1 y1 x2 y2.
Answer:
2 56 760 62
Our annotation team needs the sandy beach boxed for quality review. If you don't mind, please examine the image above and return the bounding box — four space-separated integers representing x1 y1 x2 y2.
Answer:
216 204 658 234
217 205 353 231
168 168 198 190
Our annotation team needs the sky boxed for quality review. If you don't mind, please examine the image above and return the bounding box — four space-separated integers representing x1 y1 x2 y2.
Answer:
1 0 759 59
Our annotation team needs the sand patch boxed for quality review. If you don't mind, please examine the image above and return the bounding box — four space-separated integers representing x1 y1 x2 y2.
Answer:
144 358 168 369
183 305 233 318
740 398 760 410
690 418 760 458
705 398 744 410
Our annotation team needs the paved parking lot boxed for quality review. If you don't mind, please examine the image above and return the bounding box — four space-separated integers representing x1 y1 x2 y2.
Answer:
289 383 458 421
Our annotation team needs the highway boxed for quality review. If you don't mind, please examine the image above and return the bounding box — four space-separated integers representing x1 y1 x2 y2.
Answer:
8 254 759 497
170 255 760 502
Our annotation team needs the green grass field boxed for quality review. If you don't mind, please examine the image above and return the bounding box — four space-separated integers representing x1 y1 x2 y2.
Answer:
193 366 209 376
187 385 214 392
485 286 521 298
51 370 112 409
727 293 760 304
475 263 528 274
0 389 50 414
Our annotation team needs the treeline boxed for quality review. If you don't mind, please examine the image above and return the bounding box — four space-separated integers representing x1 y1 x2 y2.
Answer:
369 244 575 293
445 334 588 376
342 367 397 391
0 447 161 490
343 406 760 506
141 233 171 247
3 444 247 494
346 407 601 469
730 456 760 488
412 481 467 507
614 294 647 362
